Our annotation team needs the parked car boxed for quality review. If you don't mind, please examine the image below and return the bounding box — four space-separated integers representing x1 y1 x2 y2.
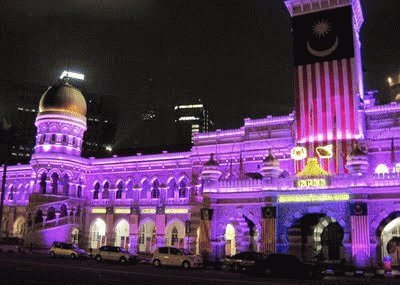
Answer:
0 237 25 253
247 253 321 279
224 251 266 272
49 242 89 259
152 247 203 269
91 246 138 264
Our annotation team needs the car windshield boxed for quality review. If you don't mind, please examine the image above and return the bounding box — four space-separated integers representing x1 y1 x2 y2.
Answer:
119 248 128 253
72 244 80 250
180 249 192 255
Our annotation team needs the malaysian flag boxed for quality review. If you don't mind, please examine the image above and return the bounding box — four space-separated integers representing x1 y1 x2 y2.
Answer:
292 6 358 174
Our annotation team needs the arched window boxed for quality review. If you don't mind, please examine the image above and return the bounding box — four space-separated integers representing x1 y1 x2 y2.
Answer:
115 220 129 250
138 220 156 253
13 216 25 238
60 204 68 218
40 173 47 194
71 228 79 244
62 174 69 196
375 164 389 175
51 173 59 194
34 210 43 224
93 182 100 200
89 218 106 249
167 179 177 199
47 206 56 220
141 180 149 199
8 186 14 201
151 180 160 198
77 185 82 198
126 180 134 199
116 182 123 200
178 179 187 198
102 182 110 199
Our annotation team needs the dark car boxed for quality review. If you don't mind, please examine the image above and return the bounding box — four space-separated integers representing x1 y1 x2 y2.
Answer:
224 252 266 272
0 237 25 253
247 253 320 279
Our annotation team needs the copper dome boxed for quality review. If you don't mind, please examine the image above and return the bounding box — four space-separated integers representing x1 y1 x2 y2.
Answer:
38 81 87 118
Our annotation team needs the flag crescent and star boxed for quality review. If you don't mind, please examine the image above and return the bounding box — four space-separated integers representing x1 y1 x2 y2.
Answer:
292 6 354 65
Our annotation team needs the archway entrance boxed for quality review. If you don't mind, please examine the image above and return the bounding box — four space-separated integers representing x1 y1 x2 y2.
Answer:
89 218 106 249
165 220 185 248
139 220 156 253
288 214 343 262
71 228 79 244
12 216 25 238
115 220 130 250
320 222 344 261
381 217 400 266
225 224 236 256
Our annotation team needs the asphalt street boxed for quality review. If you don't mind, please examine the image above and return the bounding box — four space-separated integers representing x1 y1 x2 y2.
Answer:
0 252 399 285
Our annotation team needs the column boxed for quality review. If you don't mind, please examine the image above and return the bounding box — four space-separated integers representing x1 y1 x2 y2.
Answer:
199 208 213 257
129 207 139 254
7 207 16 237
261 206 276 254
350 203 370 267
155 206 166 248
105 207 114 246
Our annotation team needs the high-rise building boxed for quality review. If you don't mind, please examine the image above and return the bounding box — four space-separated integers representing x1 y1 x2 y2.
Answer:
388 73 400 102
174 100 212 145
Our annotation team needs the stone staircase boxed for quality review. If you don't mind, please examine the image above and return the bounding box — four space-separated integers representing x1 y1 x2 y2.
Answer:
24 194 84 248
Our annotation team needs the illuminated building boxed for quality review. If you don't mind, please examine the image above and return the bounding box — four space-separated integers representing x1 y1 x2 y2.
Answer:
174 101 212 145
2 0 400 268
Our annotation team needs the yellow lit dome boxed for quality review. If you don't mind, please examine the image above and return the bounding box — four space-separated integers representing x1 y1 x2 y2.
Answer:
38 80 87 118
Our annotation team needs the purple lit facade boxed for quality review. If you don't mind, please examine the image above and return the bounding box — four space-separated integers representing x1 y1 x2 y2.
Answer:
1 0 400 268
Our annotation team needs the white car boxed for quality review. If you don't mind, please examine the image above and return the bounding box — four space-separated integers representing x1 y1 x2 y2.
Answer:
152 247 202 269
91 246 138 264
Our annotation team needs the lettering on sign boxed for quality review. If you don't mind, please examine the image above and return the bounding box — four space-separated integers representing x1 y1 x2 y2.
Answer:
91 208 107 214
141 208 156 214
296 178 328 187
165 209 189 214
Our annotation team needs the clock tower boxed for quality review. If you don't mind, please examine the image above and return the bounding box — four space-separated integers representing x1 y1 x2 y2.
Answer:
285 0 364 173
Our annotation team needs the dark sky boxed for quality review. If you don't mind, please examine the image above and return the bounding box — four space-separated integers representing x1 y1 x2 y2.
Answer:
1 0 400 148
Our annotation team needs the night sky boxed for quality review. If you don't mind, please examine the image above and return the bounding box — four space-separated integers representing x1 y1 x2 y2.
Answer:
1 0 399 148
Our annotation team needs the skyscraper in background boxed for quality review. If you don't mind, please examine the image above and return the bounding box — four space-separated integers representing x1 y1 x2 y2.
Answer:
174 100 213 145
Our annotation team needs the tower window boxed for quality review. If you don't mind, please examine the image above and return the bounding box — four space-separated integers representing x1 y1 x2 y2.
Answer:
51 134 56 142
62 135 67 143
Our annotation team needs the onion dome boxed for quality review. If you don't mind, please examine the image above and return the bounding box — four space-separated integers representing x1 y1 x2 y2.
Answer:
260 149 282 178
347 141 368 161
204 153 219 167
38 80 87 118
263 148 280 167
346 141 369 175
201 153 221 182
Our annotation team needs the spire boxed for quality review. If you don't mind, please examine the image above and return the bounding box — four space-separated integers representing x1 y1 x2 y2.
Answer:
239 150 245 180
391 137 396 165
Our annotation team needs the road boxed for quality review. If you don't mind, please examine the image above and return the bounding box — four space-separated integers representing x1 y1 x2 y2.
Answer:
0 252 398 285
